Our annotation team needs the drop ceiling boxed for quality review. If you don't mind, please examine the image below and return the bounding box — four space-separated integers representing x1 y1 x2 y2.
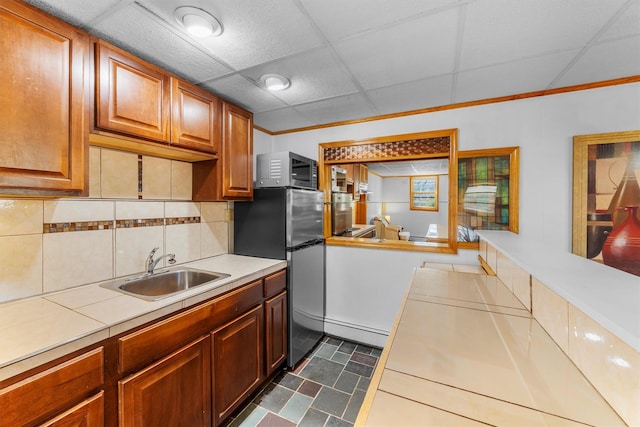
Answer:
22 0 640 134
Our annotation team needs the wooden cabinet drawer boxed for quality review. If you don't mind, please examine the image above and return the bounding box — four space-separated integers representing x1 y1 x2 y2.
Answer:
264 269 286 298
40 391 104 427
119 279 263 374
0 347 104 427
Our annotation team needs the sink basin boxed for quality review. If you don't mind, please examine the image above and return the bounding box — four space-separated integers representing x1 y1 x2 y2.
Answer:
100 268 230 301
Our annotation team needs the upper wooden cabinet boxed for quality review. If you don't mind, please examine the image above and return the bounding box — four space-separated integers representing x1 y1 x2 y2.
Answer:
171 78 221 153
95 40 220 155
95 40 171 143
193 102 254 201
221 102 253 199
0 0 89 196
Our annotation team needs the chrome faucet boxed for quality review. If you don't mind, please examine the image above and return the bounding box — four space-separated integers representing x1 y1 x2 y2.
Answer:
145 247 176 274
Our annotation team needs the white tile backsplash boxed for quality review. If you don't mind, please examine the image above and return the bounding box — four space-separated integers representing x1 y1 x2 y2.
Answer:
0 200 43 236
43 230 114 293
0 234 43 302
166 223 201 264
0 148 230 303
165 201 201 218
44 200 115 223
115 201 164 220
142 156 171 200
115 226 165 276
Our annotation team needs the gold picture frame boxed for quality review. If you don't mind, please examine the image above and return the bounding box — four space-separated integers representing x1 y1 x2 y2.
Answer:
572 130 640 260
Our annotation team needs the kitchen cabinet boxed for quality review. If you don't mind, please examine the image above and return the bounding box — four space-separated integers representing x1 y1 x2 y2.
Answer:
95 40 220 156
212 305 264 425
265 291 287 376
95 40 171 143
119 336 211 427
193 102 254 200
115 268 284 426
0 268 287 427
264 269 287 376
40 392 104 427
0 347 104 426
0 0 90 196
171 78 221 154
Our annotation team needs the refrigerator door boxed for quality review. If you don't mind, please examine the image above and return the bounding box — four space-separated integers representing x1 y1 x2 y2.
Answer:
286 189 324 248
234 188 287 259
287 241 325 368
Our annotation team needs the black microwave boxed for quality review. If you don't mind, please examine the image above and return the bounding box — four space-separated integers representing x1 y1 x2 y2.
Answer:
255 151 318 189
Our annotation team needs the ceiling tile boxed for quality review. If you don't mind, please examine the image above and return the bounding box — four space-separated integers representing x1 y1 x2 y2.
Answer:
366 75 454 115
598 0 640 42
300 0 460 42
199 74 287 113
22 0 122 28
455 50 579 103
334 8 459 90
142 0 326 70
553 36 640 88
92 3 231 83
294 93 378 126
460 0 629 70
253 108 315 133
239 48 360 105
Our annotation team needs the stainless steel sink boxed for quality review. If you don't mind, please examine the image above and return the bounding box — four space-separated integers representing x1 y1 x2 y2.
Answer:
100 268 230 301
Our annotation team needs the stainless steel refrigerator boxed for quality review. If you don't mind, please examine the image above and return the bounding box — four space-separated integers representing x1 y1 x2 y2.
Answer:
233 187 325 369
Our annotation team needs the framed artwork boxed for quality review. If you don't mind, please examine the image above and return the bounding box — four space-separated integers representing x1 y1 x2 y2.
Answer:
457 147 520 248
572 130 640 277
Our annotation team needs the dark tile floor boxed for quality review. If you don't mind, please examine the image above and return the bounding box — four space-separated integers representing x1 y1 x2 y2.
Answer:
224 336 382 427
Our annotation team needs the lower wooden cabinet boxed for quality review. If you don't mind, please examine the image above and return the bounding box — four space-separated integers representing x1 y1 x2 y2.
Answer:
265 291 287 376
41 392 104 427
0 347 104 427
212 305 264 426
119 335 212 427
0 269 287 427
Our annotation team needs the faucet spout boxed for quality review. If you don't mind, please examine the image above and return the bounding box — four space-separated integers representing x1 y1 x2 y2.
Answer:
145 247 176 274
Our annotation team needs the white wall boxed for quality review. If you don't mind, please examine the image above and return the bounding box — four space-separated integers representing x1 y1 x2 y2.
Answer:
258 82 640 346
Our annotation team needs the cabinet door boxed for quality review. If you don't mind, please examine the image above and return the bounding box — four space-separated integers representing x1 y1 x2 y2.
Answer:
221 102 253 199
40 392 104 427
212 305 263 426
0 348 103 427
0 0 89 195
96 40 170 142
119 336 212 427
171 78 221 154
265 291 287 376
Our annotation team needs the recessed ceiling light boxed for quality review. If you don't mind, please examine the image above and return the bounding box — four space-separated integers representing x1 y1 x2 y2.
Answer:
260 74 291 91
174 6 222 38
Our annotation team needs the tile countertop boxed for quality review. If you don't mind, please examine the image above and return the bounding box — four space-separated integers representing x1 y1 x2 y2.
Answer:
0 254 286 381
476 230 640 352
356 268 626 426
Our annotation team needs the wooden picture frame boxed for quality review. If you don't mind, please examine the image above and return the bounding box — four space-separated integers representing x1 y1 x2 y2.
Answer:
572 130 640 261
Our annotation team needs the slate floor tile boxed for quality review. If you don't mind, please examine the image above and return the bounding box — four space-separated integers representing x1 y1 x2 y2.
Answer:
298 380 322 398
279 393 313 423
337 341 356 354
326 416 354 427
254 384 294 413
311 386 350 417
350 352 377 367
344 360 374 378
297 408 329 427
298 357 344 386
334 371 359 394
343 389 366 423
278 373 304 391
256 412 296 427
229 336 381 427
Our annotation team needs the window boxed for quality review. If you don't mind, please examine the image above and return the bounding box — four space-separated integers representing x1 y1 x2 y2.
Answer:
410 175 438 211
